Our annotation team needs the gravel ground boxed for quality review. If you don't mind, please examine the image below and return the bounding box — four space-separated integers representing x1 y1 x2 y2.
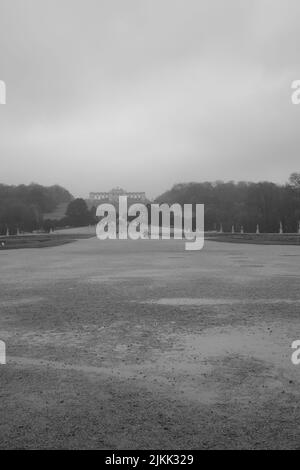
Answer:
0 237 299 449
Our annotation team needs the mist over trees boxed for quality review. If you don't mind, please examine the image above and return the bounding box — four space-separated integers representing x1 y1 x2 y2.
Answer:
155 174 300 233
0 183 73 235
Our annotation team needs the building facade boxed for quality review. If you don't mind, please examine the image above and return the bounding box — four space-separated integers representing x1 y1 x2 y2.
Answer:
89 187 147 204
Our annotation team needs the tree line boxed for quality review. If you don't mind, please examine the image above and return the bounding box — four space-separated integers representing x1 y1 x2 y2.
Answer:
1 174 300 235
0 183 73 235
155 173 300 233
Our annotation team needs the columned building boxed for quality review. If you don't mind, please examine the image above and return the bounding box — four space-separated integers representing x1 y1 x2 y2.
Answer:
89 187 147 204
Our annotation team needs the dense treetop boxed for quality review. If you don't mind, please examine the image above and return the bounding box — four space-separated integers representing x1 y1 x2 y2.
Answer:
0 183 73 234
155 174 300 233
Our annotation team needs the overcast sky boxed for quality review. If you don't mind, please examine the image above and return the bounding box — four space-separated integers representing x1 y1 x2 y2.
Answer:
0 0 300 198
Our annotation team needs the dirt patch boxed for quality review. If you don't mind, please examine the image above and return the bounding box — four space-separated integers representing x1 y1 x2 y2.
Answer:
0 239 300 449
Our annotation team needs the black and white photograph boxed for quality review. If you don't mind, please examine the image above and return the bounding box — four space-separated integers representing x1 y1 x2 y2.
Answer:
0 0 300 453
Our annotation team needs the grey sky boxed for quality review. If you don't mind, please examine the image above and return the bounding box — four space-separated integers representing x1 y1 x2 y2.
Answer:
0 0 300 198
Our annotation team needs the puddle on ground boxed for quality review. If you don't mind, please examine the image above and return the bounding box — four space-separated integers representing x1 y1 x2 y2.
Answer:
0 297 45 308
141 298 300 306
